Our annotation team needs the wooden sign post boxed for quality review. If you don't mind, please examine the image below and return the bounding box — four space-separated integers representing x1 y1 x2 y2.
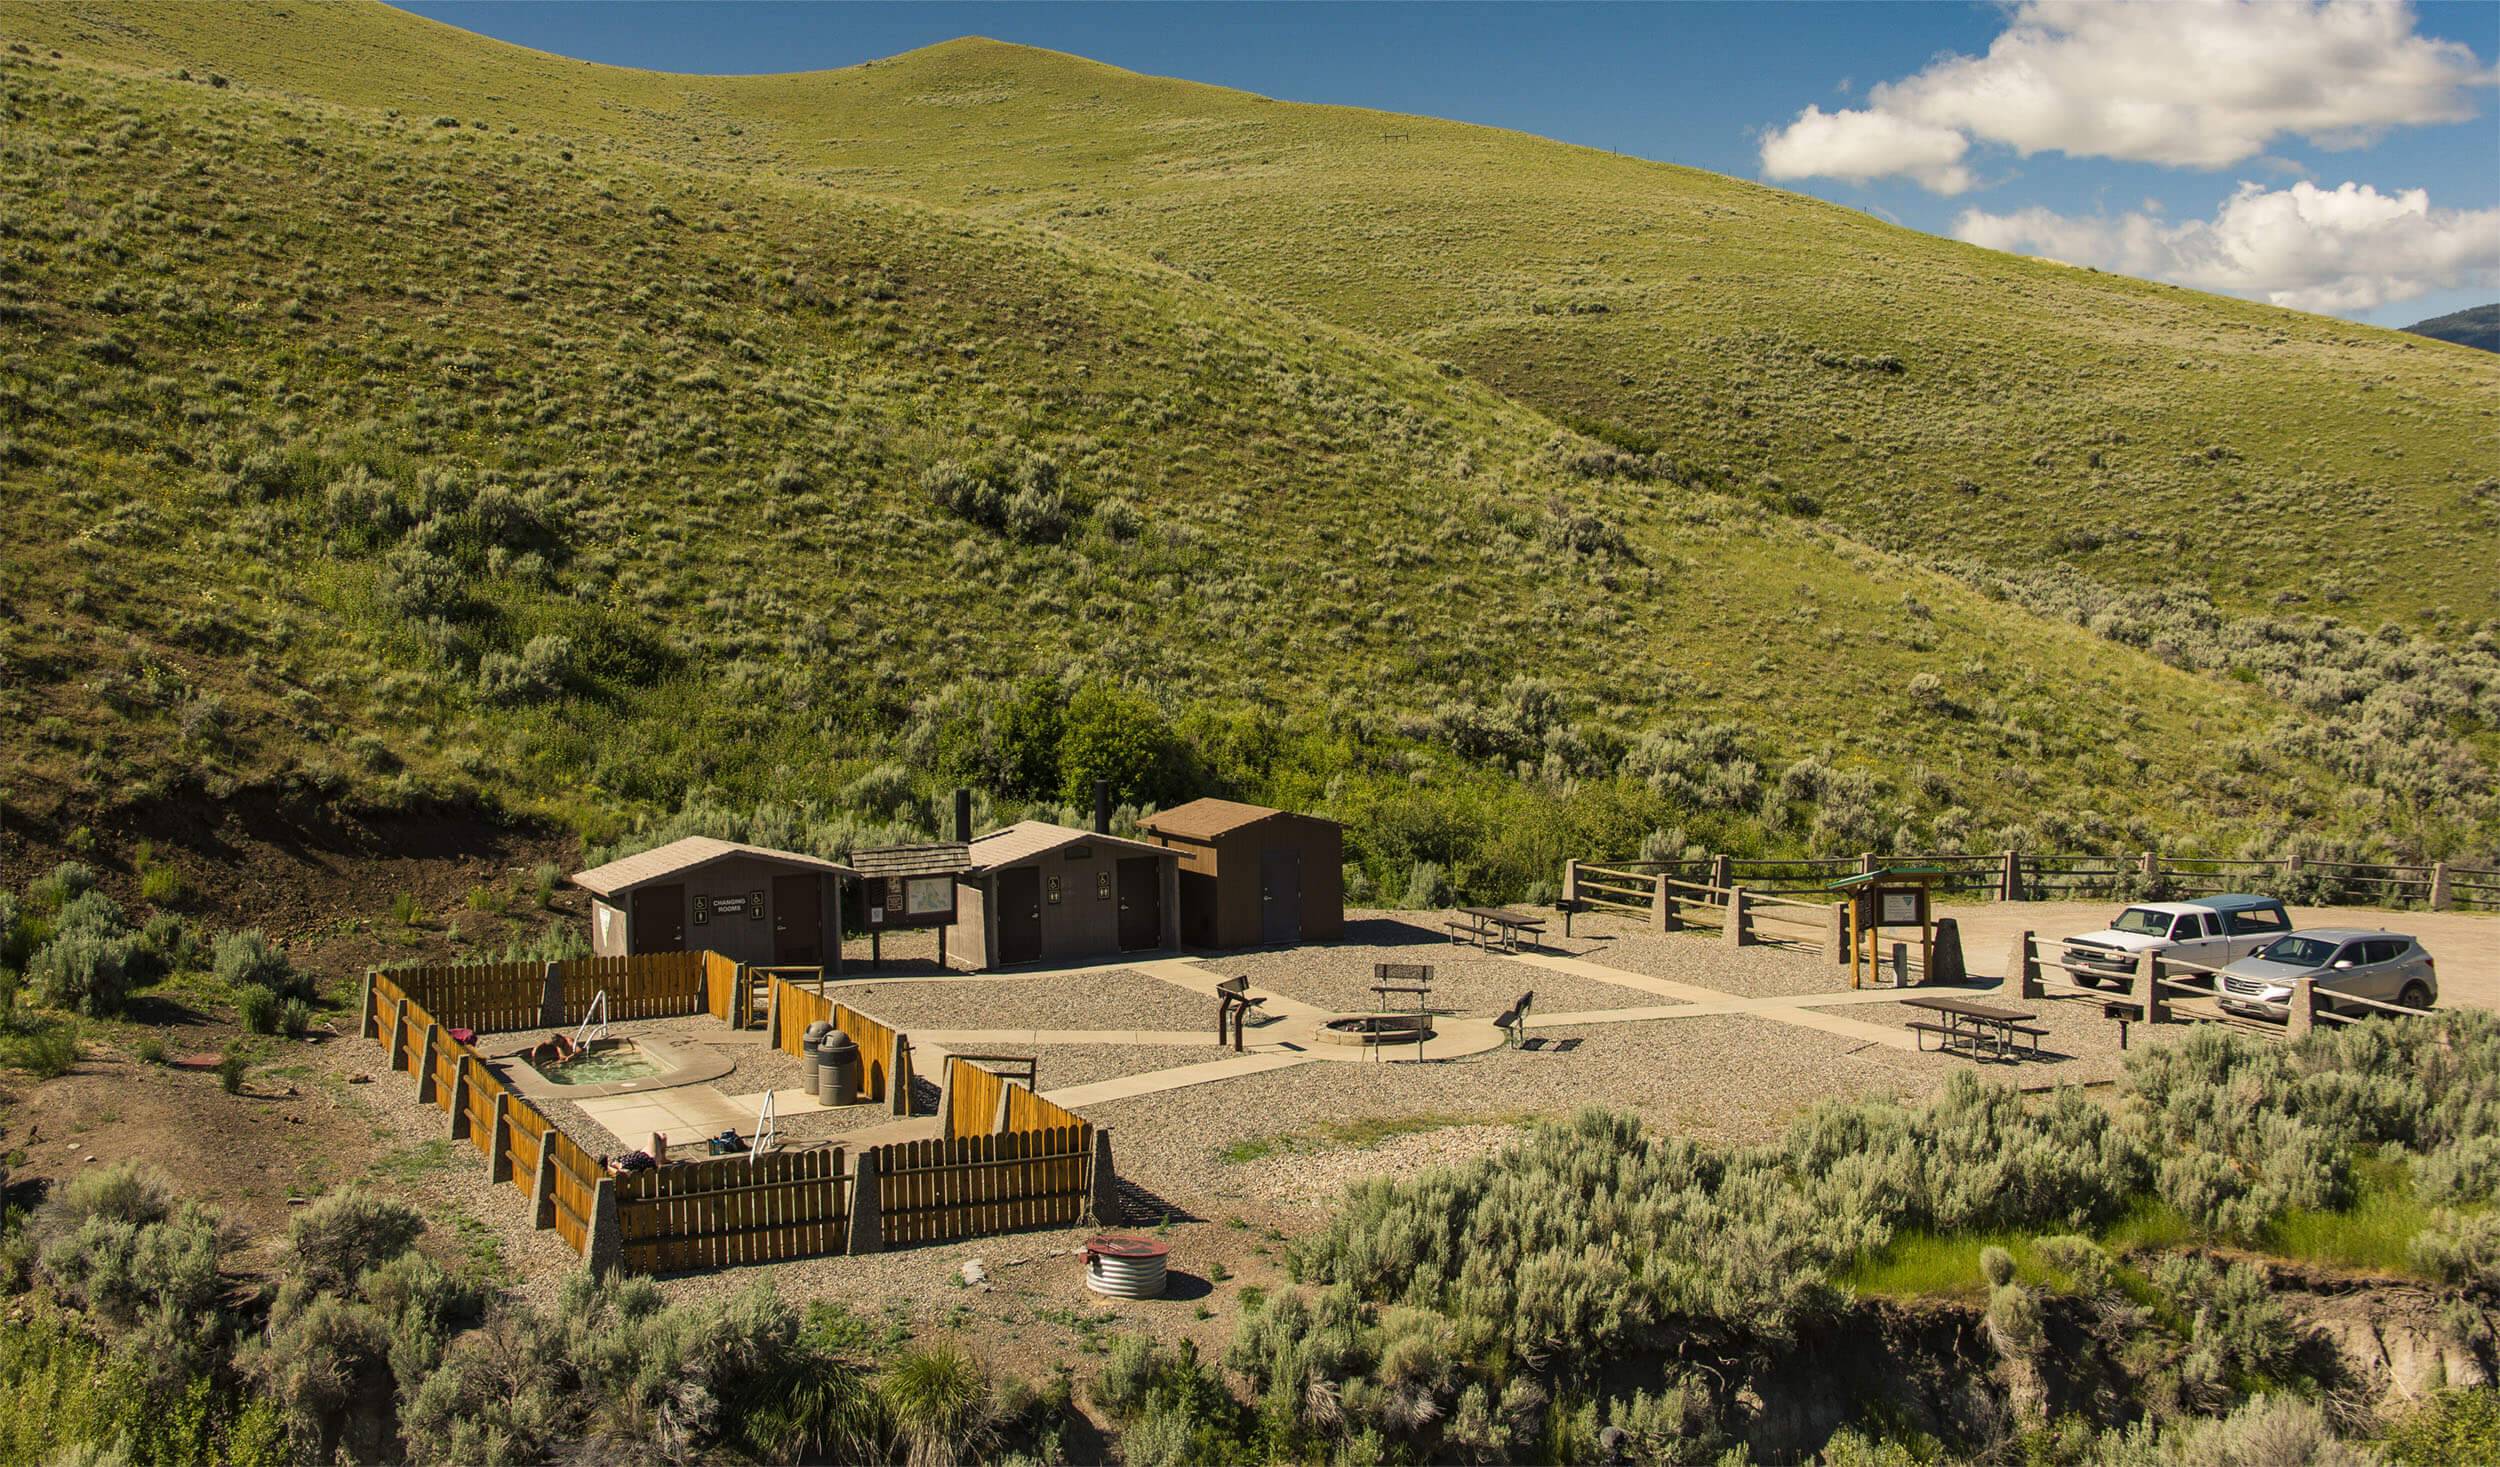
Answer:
1828 867 1944 989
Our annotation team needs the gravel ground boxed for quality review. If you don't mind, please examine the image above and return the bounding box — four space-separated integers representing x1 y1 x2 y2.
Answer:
1219 1121 1534 1208
1084 1012 1956 1208
1561 911 1861 998
829 969 1215 1034
1222 914 1667 1016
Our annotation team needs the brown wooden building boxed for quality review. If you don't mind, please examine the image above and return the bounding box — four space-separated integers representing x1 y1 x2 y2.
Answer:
1136 799 1344 949
571 837 857 969
944 821 1179 970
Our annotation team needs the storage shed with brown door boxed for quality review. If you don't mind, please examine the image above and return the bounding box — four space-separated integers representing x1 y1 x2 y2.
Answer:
944 821 1180 970
1136 799 1344 949
570 837 858 970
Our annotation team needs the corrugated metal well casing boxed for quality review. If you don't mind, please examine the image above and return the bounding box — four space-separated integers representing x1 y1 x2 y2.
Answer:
1083 1236 1170 1298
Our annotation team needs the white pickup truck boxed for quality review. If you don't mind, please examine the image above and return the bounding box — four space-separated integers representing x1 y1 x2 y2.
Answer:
2059 894 2294 989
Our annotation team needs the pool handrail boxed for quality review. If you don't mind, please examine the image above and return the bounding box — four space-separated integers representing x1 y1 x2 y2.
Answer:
572 990 609 1049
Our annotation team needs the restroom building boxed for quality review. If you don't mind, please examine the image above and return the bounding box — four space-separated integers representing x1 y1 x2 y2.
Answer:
1136 798 1344 949
944 821 1180 969
571 837 856 969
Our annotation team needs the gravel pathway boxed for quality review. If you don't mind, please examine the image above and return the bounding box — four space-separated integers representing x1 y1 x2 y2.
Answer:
1221 914 1666 1016
829 970 1215 1034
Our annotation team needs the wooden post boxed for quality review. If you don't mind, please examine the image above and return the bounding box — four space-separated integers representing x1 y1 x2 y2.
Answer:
359 974 378 1040
2430 862 2452 912
847 1149 883 1255
489 1093 515 1183
531 1140 558 1229
449 1055 474 1141
2010 931 2042 999
1998 850 2020 903
1087 1129 1121 1226
1723 887 1751 948
1858 851 1879 876
2288 978 2316 1039
1827 901 1849 968
2140 850 2158 881
587 1176 621 1273
386 999 409 1072
1708 853 1732 894
1562 859 1580 908
540 961 564 1029
415 1023 442 1105
937 1058 956 1140
992 1082 1015 1136
1889 942 1909 987
889 1032 911 1116
2139 952 2168 1024
1650 874 1678 932
765 977 780 1051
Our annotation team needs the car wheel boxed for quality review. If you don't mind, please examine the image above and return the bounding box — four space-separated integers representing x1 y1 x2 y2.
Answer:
2399 981 2432 1012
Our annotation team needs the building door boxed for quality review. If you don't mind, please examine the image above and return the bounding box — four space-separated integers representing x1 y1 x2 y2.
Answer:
998 867 1044 966
630 884 686 953
1260 848 1302 945
771 874 823 965
1117 857 1162 951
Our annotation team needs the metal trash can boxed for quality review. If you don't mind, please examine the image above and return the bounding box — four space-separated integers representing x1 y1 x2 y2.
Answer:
816 1030 858 1107
802 1021 831 1058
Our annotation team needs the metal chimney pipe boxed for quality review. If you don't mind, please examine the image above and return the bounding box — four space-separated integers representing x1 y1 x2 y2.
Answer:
1092 779 1111 835
953 788 972 844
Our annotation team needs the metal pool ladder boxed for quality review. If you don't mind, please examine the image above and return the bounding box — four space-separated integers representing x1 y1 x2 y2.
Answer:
572 990 609 1049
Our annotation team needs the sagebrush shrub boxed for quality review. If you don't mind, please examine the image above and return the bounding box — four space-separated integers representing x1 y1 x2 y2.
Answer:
212 928 303 1001
290 1189 425 1294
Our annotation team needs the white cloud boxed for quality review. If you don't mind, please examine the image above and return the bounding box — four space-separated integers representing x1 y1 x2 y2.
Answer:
1759 0 2490 191
1759 105 1974 194
1954 180 2500 312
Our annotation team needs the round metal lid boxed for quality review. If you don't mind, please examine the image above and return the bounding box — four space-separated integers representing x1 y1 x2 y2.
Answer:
1083 1235 1170 1260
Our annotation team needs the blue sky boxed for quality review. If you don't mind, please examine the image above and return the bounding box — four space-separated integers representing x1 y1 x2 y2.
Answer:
396 1 2499 326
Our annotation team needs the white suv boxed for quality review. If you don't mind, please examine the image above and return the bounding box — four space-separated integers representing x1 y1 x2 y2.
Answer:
2060 895 2293 990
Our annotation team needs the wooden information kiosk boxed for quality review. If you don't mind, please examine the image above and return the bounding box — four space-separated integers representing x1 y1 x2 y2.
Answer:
1829 866 1945 989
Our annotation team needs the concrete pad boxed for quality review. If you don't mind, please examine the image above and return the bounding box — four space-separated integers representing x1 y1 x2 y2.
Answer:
574 1087 753 1148
912 1028 1216 1049
1043 1051 1318 1108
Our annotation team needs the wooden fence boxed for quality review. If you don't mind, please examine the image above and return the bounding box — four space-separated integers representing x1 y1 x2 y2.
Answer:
360 958 1096 1273
869 1126 1095 1247
370 951 711 1035
614 1146 851 1272
2003 929 2440 1042
1571 850 2499 911
767 975 912 1113
364 973 611 1264
1565 863 1845 964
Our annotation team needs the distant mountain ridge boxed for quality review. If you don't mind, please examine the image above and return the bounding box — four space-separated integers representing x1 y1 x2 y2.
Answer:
2403 304 2500 354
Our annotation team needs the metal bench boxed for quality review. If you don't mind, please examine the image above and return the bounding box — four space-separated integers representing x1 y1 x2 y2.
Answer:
1492 990 1535 1047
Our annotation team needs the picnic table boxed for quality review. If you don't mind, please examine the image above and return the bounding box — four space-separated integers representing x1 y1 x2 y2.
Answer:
1447 906 1548 952
1901 996 2045 1061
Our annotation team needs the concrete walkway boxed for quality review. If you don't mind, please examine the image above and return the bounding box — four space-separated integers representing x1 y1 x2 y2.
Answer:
1043 1049 1319 1108
1508 950 1934 1051
915 1027 1211 1049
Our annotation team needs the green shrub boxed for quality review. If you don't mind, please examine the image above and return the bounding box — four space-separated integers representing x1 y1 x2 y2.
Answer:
289 1189 426 1294
216 1048 247 1095
25 925 136 1017
212 929 302 1001
391 893 422 925
137 862 187 906
131 1034 166 1066
235 985 279 1035
531 863 562 908
27 862 96 913
32 1165 226 1331
0 1009 79 1077
2381 1389 2500 1466
279 998 312 1038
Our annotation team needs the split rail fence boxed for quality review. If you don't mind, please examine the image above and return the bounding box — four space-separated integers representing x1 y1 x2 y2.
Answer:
2002 930 2441 1043
1566 862 1847 965
359 952 1112 1275
1569 851 2497 911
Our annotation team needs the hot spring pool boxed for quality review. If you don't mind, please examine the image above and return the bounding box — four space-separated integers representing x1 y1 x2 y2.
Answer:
533 1041 668 1086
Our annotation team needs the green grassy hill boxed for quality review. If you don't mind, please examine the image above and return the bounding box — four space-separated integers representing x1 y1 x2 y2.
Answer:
1 9 2494 892
17 2 2500 632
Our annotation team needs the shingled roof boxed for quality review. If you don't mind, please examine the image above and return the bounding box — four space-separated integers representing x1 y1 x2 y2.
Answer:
570 837 857 898
1138 798 1335 842
848 842 972 879
965 821 1169 871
